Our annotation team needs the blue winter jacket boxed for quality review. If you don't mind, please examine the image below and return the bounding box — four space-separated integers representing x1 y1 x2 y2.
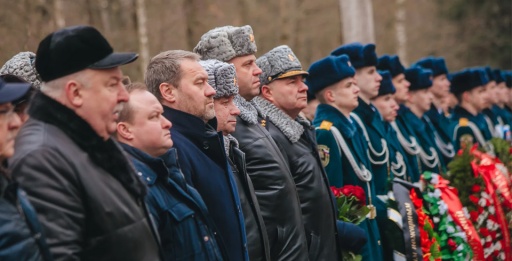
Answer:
162 107 248 261
0 169 52 261
121 144 225 261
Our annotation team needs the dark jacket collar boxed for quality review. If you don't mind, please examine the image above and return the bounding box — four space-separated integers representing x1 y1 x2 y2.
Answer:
401 107 426 133
313 103 356 138
120 143 181 184
353 97 376 124
28 91 146 197
162 106 219 142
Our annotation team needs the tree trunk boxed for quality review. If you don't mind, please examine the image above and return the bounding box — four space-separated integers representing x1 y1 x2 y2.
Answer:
98 0 111 35
135 0 150 73
395 0 407 65
338 0 375 44
53 0 65 28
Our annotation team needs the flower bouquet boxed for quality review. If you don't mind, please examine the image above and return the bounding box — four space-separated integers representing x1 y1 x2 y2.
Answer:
330 185 370 261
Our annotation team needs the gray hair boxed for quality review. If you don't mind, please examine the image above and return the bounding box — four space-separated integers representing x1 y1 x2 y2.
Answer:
144 50 201 102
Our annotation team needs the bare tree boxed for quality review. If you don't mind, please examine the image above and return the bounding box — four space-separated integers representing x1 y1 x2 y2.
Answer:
135 0 149 72
53 0 65 28
338 0 375 43
395 0 407 64
98 0 111 35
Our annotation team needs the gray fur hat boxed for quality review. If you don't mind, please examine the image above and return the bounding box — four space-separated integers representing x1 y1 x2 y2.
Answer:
199 59 239 99
0 52 42 89
256 45 308 86
193 25 257 62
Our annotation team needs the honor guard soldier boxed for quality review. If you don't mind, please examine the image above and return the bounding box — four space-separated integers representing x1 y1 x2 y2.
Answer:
371 70 417 259
307 54 384 261
399 67 445 176
413 57 456 164
450 68 494 153
377 55 421 182
491 69 512 139
482 66 510 139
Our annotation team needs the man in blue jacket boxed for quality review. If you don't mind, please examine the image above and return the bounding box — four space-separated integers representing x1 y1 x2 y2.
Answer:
115 82 225 261
145 50 248 261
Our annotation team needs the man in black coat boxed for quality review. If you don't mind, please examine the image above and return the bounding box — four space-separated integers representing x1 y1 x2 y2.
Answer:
145 50 248 261
201 59 271 261
9 25 161 261
194 25 309 261
253 45 368 260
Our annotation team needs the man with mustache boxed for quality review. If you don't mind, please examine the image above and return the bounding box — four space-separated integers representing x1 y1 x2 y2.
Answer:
145 50 248 261
194 25 308 260
9 25 161 261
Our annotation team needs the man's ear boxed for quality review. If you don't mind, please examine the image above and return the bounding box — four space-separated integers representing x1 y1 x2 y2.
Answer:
325 89 335 103
65 80 83 107
116 122 134 141
260 84 273 102
160 82 177 103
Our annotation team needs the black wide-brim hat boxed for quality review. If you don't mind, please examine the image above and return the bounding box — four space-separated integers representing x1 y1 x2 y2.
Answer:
36 25 138 82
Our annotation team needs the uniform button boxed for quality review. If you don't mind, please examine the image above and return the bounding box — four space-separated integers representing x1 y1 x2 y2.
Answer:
137 172 142 176
146 177 151 181
203 141 209 150
204 236 209 242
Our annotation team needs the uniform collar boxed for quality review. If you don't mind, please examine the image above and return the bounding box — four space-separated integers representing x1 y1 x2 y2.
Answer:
233 94 258 124
313 103 357 138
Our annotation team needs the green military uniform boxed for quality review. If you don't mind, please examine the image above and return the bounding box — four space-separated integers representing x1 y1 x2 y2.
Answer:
424 105 456 165
399 106 445 174
451 106 494 152
393 105 423 182
314 103 383 261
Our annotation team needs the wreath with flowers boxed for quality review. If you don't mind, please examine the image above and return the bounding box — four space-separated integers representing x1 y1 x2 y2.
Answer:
447 144 509 260
421 172 473 260
409 188 442 261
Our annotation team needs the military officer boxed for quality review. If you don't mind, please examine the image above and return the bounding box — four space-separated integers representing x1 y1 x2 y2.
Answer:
491 69 512 140
413 57 456 164
307 54 384 261
450 68 493 152
482 66 509 139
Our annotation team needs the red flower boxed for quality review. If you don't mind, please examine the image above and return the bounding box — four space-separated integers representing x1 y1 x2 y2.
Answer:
471 184 481 193
468 195 479 205
340 185 366 205
330 186 341 198
469 210 479 222
447 238 457 252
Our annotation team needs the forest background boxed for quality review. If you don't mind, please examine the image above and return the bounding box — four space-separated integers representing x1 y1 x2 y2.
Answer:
0 0 510 81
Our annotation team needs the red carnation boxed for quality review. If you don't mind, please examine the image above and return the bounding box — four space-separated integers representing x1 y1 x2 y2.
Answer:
447 238 457 252
469 210 479 222
468 195 479 205
471 184 481 193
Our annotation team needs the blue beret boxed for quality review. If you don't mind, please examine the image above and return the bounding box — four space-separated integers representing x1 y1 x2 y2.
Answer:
450 68 490 95
330 42 377 69
377 55 405 77
412 56 449 77
306 55 355 94
376 70 396 97
483 66 495 82
504 71 512 88
493 69 505 84
405 66 433 91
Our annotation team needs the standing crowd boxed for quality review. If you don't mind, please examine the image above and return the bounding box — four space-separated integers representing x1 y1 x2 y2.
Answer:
0 24 511 261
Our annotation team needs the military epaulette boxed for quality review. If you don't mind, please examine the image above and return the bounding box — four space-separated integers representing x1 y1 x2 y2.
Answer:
459 118 469 127
319 120 333 130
